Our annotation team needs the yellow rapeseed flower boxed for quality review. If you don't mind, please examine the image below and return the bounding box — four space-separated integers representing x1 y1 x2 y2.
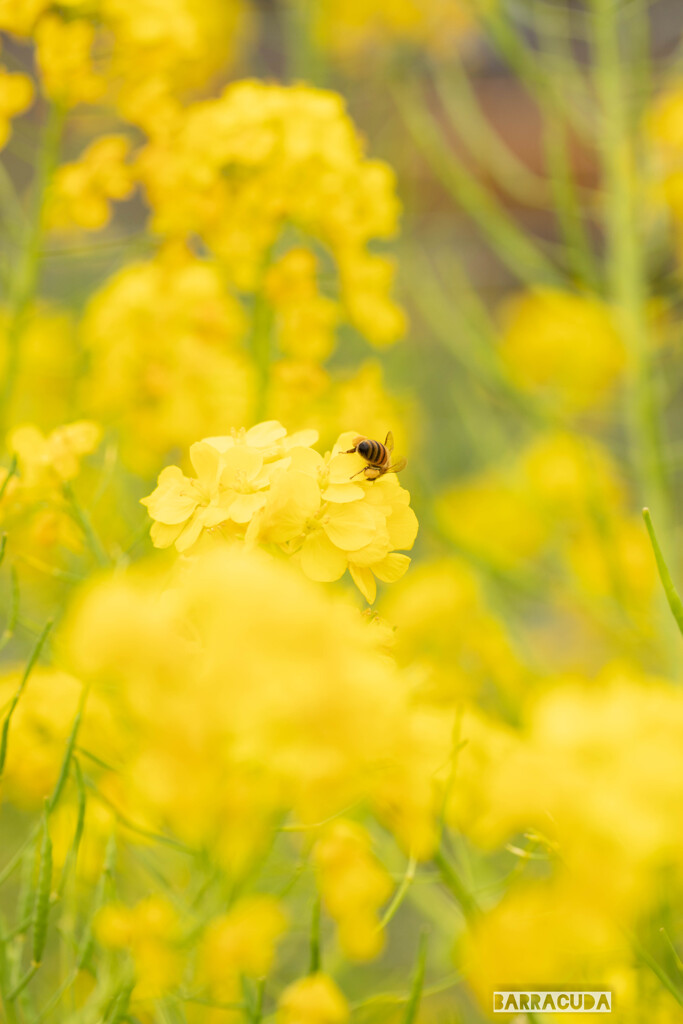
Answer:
143 423 418 603
9 420 101 488
314 820 393 961
278 973 350 1024
137 81 405 346
499 288 626 413
199 897 288 1002
63 547 442 865
0 66 33 149
95 896 184 1001
35 14 105 107
47 135 135 231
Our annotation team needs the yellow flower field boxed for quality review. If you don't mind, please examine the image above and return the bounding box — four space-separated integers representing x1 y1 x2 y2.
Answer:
1 1 683 1021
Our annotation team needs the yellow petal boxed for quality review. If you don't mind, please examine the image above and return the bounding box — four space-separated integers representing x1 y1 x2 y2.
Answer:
372 552 411 583
150 520 184 549
346 530 391 566
386 504 418 550
323 502 381 551
229 492 268 523
300 530 347 582
220 446 264 487
328 452 365 484
284 429 319 449
141 466 199 525
244 420 287 447
258 471 321 543
175 513 205 552
189 441 221 483
285 446 324 475
349 563 376 604
203 435 235 454
331 431 361 456
321 483 364 503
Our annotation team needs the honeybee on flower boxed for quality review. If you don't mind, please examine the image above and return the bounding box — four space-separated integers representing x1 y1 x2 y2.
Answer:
343 430 406 480
141 421 418 603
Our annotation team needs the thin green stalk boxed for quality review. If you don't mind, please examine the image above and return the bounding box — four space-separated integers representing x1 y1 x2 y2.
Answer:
49 688 89 813
0 913 20 1024
592 0 670 527
7 964 38 1002
0 455 18 503
63 482 110 566
309 897 321 974
0 103 65 433
541 103 600 290
431 58 550 208
433 847 480 922
392 80 562 287
402 931 428 1024
629 929 683 1008
378 854 417 930
0 566 19 653
0 619 53 776
643 508 683 636
472 0 594 139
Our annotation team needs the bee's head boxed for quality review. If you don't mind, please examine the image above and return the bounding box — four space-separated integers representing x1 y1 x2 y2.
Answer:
357 439 373 458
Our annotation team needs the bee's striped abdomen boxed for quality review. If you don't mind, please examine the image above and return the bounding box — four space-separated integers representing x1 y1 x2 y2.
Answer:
358 438 387 465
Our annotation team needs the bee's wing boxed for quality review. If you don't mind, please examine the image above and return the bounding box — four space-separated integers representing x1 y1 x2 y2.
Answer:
386 456 407 474
385 430 394 453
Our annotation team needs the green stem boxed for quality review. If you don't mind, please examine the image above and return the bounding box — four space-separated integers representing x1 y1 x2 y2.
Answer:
592 1 669 527
0 619 53 775
309 896 321 974
7 964 38 1002
642 508 683 636
392 80 562 287
431 57 550 209
402 931 428 1024
629 929 683 1008
0 103 64 434
433 847 480 922
63 482 110 566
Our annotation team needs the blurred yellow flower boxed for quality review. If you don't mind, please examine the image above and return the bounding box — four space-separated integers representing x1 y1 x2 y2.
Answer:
9 420 100 487
265 248 340 363
95 896 183 1001
199 896 287 1001
309 0 479 62
81 245 250 471
63 546 441 863
499 288 626 413
450 666 683 914
47 135 135 231
278 973 349 1024
0 66 33 149
137 81 405 346
35 14 105 106
381 558 529 703
314 819 392 961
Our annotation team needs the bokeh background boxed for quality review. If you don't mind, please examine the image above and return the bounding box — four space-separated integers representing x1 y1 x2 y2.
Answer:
2 1 683 1021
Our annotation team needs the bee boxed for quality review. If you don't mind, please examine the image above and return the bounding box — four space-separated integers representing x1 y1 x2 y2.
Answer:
344 431 407 481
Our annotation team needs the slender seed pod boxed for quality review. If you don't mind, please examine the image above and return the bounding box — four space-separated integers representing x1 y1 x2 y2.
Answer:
48 698 85 813
0 620 53 776
57 758 87 898
17 848 36 935
77 833 116 971
32 804 52 966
